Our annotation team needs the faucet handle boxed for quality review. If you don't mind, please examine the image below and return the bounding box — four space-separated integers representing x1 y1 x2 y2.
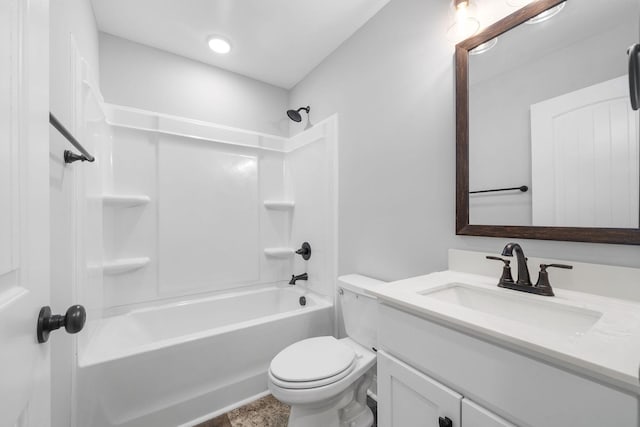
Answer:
486 256 510 266
541 263 573 271
534 263 573 296
295 242 312 260
486 256 514 285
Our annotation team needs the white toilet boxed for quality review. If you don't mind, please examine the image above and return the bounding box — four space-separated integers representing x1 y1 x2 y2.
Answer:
268 274 384 427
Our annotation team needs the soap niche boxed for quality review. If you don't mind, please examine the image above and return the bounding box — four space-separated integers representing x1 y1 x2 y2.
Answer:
263 199 296 260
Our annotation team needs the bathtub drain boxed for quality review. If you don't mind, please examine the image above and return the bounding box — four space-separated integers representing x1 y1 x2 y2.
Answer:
299 296 306 306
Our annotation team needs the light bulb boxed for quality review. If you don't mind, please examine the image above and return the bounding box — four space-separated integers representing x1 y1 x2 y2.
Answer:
208 37 231 54
455 0 470 10
447 0 480 42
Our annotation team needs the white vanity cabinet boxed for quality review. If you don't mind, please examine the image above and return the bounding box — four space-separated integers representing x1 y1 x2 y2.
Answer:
376 303 639 427
378 351 513 427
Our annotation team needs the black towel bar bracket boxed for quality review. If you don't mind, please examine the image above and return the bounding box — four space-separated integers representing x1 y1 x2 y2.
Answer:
49 113 95 164
63 150 92 164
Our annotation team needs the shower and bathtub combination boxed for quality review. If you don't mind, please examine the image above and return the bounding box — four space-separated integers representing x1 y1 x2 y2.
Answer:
70 65 339 426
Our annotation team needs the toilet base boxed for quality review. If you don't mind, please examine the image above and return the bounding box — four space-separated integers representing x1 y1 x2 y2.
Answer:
284 371 374 427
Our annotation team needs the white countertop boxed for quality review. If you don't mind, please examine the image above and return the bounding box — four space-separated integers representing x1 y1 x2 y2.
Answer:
370 270 640 395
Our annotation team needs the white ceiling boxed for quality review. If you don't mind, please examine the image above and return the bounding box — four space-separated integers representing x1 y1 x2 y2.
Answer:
90 0 390 89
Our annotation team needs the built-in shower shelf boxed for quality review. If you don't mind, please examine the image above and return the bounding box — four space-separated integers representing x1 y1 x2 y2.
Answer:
102 257 150 275
102 194 151 208
263 200 295 210
264 248 295 258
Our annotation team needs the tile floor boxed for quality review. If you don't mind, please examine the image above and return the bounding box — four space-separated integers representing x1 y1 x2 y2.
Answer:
196 395 378 427
195 395 289 427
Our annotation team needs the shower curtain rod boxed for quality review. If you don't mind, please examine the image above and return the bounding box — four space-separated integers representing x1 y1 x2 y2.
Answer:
49 113 95 163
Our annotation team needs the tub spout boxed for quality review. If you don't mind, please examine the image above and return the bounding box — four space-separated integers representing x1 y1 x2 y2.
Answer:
289 273 308 285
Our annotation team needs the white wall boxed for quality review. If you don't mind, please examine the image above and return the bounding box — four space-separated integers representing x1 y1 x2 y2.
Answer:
289 0 640 283
99 33 290 136
50 1 101 426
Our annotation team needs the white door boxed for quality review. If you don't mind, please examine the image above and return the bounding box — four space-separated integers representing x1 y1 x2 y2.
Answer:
378 351 462 427
0 0 50 426
531 76 639 228
461 399 515 427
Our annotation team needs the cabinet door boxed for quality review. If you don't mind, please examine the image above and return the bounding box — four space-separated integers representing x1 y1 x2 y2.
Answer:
378 350 462 427
462 399 516 427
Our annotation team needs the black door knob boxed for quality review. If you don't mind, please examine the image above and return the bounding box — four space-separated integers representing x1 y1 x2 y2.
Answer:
439 416 453 427
37 304 86 343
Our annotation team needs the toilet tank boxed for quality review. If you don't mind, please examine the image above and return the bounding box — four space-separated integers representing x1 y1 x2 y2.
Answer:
338 274 386 350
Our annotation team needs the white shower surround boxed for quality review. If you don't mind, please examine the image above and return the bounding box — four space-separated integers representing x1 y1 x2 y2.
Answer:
97 103 339 312
76 286 333 427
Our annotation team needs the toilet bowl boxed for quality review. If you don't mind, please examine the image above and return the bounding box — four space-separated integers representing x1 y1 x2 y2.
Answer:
268 274 384 427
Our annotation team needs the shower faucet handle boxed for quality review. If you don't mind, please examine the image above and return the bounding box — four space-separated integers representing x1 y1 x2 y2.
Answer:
295 242 312 260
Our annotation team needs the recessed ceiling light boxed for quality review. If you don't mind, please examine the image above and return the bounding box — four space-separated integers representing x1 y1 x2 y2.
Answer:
208 36 231 54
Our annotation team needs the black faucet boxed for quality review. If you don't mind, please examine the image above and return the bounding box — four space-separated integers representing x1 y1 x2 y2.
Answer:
487 243 573 297
289 273 308 285
501 242 531 286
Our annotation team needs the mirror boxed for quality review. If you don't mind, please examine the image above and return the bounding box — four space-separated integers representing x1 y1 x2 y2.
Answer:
456 0 640 244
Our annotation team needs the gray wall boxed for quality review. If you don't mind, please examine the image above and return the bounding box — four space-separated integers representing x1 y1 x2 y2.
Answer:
99 33 290 136
289 0 640 282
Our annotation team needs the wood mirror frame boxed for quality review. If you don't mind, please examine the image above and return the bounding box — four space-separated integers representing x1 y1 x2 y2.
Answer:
456 0 640 245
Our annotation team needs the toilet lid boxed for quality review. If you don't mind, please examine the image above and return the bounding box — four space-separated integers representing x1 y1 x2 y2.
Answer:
270 336 356 383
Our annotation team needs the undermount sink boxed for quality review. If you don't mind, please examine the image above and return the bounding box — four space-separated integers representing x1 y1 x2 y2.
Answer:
420 283 603 336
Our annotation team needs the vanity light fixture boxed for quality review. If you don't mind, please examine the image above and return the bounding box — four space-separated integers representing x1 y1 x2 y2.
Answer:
470 37 498 55
447 0 480 42
526 2 566 24
208 36 231 54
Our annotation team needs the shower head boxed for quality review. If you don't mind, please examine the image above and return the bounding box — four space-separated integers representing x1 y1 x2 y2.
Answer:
286 106 310 123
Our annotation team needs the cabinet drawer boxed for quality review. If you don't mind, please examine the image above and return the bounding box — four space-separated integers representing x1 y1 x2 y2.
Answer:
378 303 638 427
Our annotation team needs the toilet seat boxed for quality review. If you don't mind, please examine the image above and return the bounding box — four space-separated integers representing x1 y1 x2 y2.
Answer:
269 336 357 389
270 358 357 389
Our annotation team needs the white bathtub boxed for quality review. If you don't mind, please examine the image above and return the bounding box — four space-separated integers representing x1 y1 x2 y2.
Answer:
76 286 333 427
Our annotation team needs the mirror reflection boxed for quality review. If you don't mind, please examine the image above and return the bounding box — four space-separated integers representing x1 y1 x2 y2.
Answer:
468 0 640 228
